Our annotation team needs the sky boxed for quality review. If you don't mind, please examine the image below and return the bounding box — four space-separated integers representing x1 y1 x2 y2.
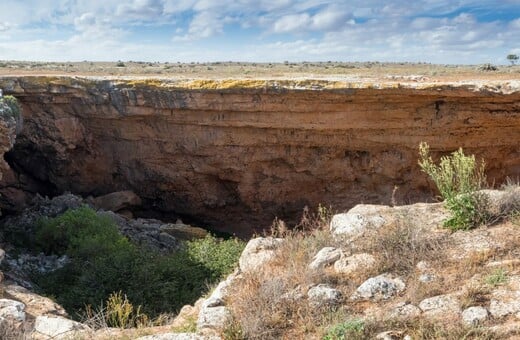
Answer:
0 0 519 64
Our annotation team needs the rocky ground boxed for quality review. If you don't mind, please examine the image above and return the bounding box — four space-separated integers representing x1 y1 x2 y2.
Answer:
1 60 519 85
0 65 519 339
0 186 517 339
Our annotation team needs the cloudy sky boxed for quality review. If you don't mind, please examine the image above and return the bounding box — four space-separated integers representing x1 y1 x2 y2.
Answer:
0 0 519 64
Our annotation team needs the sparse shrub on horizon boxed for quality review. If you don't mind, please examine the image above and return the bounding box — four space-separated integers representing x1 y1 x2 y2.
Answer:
507 54 519 65
418 142 489 230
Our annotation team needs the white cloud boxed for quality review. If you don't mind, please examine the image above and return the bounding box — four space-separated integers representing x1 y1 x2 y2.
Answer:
116 0 165 20
273 13 311 33
311 7 351 31
0 0 518 63
173 10 225 41
0 22 10 32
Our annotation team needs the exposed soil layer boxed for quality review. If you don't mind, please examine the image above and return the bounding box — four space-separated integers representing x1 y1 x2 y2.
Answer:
0 76 519 235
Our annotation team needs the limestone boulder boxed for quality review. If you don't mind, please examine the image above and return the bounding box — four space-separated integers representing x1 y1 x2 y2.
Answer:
196 306 231 333
239 237 284 273
0 299 25 322
334 253 376 276
307 284 342 307
308 247 342 270
388 302 422 320
462 306 488 326
92 190 142 212
351 274 405 301
419 294 461 319
33 315 90 339
330 205 388 237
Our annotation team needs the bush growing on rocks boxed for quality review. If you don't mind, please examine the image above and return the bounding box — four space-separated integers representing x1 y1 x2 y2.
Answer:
418 142 488 230
187 234 245 281
31 206 244 322
0 95 21 119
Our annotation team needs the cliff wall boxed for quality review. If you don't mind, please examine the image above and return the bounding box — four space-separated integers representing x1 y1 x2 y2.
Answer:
0 77 519 235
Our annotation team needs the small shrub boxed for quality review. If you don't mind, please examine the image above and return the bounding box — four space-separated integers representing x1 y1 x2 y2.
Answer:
418 142 488 230
0 95 21 118
485 268 508 287
356 215 448 276
510 210 520 226
0 318 25 340
460 284 491 309
171 316 197 333
105 291 147 328
323 319 364 340
186 234 245 281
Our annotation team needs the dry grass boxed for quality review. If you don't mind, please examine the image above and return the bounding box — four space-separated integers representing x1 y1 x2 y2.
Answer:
226 207 351 339
406 277 447 306
320 318 496 340
381 319 496 340
0 319 26 340
355 215 449 276
1 60 519 83
224 186 520 339
460 284 492 310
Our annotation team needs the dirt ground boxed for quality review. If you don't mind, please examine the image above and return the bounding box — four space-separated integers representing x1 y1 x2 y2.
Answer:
1 60 519 83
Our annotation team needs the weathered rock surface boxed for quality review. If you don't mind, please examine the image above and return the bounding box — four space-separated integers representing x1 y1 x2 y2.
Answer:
419 294 461 319
388 302 422 320
307 284 343 307
308 247 342 270
196 272 238 335
3 284 67 318
238 237 283 272
1 77 519 235
0 96 21 182
0 299 25 322
91 190 142 212
351 274 405 301
33 315 90 339
462 306 488 325
334 253 376 276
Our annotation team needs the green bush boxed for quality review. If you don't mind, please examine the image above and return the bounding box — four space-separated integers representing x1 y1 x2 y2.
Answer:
32 207 243 321
187 234 245 281
418 142 488 230
485 268 508 287
0 95 21 119
323 319 365 340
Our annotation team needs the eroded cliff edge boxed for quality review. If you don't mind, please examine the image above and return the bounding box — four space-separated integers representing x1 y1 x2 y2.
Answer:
0 76 519 235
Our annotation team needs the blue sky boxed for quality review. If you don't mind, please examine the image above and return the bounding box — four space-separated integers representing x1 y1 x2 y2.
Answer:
0 0 519 64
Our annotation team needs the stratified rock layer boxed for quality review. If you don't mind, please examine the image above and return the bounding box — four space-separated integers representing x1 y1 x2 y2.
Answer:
1 77 519 235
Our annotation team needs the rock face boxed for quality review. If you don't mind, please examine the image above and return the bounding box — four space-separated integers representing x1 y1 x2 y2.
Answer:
1 77 519 235
0 94 23 214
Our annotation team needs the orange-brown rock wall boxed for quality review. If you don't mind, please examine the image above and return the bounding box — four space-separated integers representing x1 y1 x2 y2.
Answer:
1 77 519 235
